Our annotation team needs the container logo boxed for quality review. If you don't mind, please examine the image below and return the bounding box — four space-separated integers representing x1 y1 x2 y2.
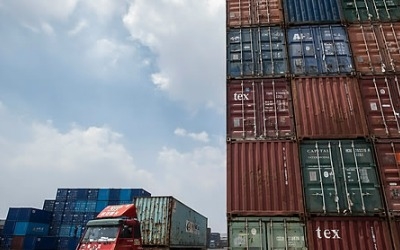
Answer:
234 92 250 101
316 227 341 239
186 220 200 235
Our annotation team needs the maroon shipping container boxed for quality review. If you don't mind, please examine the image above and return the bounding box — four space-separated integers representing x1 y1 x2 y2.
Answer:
227 79 295 140
292 77 368 139
226 0 283 27
348 23 400 75
227 140 304 216
374 140 400 215
389 217 400 250
306 217 393 250
11 236 24 249
359 76 400 139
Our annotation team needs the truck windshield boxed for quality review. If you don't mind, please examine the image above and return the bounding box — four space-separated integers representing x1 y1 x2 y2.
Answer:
81 226 119 243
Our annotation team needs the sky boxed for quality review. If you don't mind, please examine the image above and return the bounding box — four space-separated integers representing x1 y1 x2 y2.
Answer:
0 0 227 233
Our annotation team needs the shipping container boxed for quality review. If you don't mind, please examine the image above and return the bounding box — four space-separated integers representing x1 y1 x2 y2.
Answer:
5 208 52 223
57 237 79 250
228 216 307 249
227 27 288 78
300 140 385 215
227 78 295 140
284 0 342 24
306 217 393 250
133 196 208 248
373 140 400 215
226 0 284 27
42 200 55 212
56 188 69 201
341 0 400 23
389 216 400 249
358 76 400 138
347 23 400 75
13 222 49 236
227 141 304 216
287 25 354 75
292 76 368 139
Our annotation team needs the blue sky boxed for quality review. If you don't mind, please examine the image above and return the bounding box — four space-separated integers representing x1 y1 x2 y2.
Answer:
0 0 226 233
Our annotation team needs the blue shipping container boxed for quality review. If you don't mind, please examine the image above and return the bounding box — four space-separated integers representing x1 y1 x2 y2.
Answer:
3 221 16 235
287 25 354 75
119 189 132 201
22 236 58 250
6 208 52 224
56 188 69 201
97 189 110 200
284 0 342 24
227 27 288 78
95 201 108 212
57 237 79 250
13 222 49 236
42 200 55 212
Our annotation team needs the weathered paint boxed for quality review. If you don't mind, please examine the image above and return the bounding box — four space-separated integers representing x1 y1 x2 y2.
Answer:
228 217 307 249
300 140 385 216
373 140 400 215
389 217 400 249
292 77 368 139
287 25 354 75
226 0 283 27
347 23 400 75
341 0 400 23
227 78 295 140
134 196 207 248
227 27 288 78
358 76 400 138
307 217 393 250
227 141 304 216
284 0 342 24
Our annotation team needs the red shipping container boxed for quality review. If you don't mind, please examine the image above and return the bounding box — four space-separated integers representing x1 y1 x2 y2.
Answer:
306 217 393 250
374 139 400 215
348 23 400 75
359 76 400 139
227 140 304 216
292 77 368 139
389 217 400 250
226 0 283 27
227 79 295 140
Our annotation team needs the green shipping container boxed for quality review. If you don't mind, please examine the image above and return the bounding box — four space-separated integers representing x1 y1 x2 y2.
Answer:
229 217 307 249
300 140 385 216
341 0 400 23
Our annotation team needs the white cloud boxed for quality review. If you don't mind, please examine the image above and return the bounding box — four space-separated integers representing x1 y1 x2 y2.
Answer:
68 19 89 36
41 22 55 36
123 0 225 111
151 73 170 90
174 128 210 143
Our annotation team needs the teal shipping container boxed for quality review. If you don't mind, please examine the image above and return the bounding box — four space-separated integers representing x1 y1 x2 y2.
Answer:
134 196 208 249
300 140 385 216
341 0 400 23
228 217 307 249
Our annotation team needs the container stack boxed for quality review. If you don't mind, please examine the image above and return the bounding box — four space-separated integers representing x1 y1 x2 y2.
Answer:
226 0 400 249
226 0 307 249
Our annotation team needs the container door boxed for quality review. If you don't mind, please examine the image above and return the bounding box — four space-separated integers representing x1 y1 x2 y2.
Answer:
257 27 287 76
229 217 307 250
228 28 255 77
341 0 400 22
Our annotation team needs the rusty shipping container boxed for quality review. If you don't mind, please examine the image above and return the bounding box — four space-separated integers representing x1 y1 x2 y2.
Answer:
373 140 400 216
358 76 400 139
227 140 304 216
226 0 283 27
306 217 393 250
300 140 385 216
389 216 400 249
347 23 400 75
292 77 368 140
227 78 295 140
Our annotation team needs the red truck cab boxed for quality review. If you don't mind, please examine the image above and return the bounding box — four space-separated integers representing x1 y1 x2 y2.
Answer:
76 204 143 250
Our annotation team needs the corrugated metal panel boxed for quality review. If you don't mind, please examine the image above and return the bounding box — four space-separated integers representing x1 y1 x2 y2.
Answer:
373 140 400 215
134 196 207 248
287 25 354 75
226 0 283 27
306 217 393 250
358 76 400 138
227 78 295 140
227 141 304 216
341 0 400 23
227 27 288 78
300 140 385 216
292 76 368 139
389 217 400 250
284 0 342 24
348 23 400 75
228 217 307 249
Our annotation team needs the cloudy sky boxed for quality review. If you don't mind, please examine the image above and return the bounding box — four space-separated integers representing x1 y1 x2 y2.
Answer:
0 0 226 233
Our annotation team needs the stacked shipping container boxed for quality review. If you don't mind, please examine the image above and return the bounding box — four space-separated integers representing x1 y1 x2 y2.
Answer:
226 0 400 249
